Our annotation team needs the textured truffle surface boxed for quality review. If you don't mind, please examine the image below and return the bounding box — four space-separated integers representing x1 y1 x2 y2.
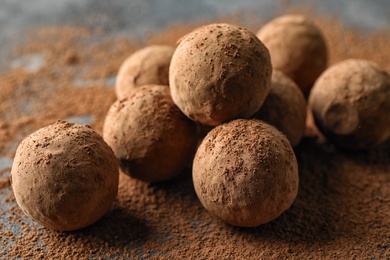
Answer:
257 14 327 93
170 23 272 126
115 45 175 99
11 121 119 231
193 119 299 227
309 59 390 150
253 70 307 147
104 84 198 182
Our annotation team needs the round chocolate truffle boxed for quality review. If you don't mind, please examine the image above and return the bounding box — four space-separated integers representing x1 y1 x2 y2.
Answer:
257 14 328 93
170 23 272 126
253 70 307 147
115 45 175 99
103 84 198 182
309 59 390 150
193 119 299 227
11 121 119 231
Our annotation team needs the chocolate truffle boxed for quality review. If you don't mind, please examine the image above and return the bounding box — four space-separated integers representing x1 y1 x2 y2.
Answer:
170 23 272 126
11 121 119 231
193 119 299 227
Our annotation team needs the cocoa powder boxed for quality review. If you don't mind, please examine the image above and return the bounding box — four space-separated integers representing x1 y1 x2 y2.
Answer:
1 10 390 259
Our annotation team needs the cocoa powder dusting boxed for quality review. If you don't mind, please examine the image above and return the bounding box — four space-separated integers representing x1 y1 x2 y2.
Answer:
1 10 390 259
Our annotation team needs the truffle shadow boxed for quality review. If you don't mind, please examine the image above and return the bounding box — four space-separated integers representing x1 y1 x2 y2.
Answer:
70 206 149 249
340 140 390 169
147 166 197 198
230 139 355 244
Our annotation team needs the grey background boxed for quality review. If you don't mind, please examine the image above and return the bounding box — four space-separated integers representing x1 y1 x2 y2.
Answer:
0 0 389 68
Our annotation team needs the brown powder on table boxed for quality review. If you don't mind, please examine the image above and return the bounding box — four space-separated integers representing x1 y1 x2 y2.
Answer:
1 10 390 259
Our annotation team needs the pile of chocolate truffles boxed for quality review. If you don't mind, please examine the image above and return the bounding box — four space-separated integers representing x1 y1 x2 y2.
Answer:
11 15 390 231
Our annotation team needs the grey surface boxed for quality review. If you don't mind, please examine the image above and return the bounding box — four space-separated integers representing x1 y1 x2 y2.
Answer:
1 0 389 70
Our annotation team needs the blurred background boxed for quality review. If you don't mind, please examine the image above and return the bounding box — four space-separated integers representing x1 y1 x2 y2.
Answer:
1 0 389 70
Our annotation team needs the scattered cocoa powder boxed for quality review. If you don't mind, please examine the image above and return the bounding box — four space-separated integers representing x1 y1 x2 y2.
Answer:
0 170 11 189
0 9 390 259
